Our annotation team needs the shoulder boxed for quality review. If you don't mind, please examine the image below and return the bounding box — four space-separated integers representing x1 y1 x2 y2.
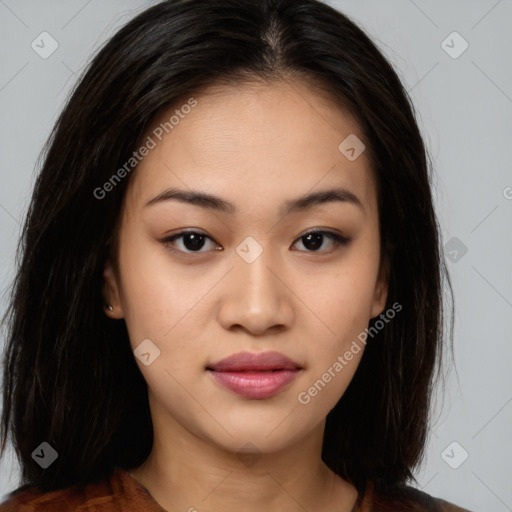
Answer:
0 472 116 512
366 482 472 512
0 467 164 512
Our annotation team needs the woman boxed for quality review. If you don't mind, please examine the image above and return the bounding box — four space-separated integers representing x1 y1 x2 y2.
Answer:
0 0 471 510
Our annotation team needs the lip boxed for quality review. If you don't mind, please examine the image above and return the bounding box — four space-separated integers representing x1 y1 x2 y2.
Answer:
206 351 302 399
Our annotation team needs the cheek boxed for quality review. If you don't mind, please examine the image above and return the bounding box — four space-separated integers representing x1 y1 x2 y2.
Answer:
296 249 378 391
115 228 182 344
305 258 378 336
296 289 368 413
116 230 219 364
296 351 363 413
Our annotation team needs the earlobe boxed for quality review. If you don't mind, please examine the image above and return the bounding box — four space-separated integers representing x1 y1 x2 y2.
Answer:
102 258 124 319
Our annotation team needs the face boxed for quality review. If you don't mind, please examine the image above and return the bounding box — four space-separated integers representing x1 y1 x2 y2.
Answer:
103 79 388 455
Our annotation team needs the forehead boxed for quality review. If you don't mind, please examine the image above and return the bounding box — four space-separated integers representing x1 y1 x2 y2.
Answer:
125 79 377 219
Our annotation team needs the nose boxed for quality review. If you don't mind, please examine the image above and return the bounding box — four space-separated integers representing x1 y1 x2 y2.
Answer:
216 244 295 336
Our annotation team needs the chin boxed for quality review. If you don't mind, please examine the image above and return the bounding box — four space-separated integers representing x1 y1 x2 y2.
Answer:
193 411 318 456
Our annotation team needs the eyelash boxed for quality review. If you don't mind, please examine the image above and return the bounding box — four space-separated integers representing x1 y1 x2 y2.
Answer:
161 229 351 255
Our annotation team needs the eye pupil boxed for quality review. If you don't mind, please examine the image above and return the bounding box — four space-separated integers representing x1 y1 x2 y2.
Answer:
303 232 323 251
183 233 205 251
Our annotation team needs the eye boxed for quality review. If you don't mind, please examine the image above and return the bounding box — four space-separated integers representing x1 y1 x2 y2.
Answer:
292 230 350 253
161 229 350 255
162 230 221 253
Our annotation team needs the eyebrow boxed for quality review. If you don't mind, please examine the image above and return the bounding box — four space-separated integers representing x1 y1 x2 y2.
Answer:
145 186 365 217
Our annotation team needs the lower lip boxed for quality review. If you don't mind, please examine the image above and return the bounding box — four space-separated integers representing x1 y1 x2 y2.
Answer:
208 370 299 399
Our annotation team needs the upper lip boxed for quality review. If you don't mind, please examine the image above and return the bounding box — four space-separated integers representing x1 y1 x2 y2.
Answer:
207 351 302 372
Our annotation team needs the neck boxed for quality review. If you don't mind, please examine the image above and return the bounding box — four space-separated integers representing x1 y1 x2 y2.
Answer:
128 411 359 512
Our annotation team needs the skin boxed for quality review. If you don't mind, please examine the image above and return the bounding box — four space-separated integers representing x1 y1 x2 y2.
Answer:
103 78 388 512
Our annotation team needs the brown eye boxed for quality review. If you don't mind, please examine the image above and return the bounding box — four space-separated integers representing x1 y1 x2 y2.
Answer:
162 231 221 253
161 229 350 256
292 230 350 253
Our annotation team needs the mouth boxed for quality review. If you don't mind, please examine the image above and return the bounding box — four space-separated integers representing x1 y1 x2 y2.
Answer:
206 351 302 399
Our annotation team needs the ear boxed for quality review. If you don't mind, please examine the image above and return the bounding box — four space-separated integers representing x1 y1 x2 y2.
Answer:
102 257 125 319
370 256 389 319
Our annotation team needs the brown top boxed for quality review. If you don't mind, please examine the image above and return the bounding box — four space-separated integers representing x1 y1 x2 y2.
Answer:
0 467 471 511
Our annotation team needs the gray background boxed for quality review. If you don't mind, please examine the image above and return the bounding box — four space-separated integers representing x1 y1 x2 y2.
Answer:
1 1 511 510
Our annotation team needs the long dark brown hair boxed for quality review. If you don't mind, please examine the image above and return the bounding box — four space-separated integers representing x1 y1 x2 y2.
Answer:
1 0 453 499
